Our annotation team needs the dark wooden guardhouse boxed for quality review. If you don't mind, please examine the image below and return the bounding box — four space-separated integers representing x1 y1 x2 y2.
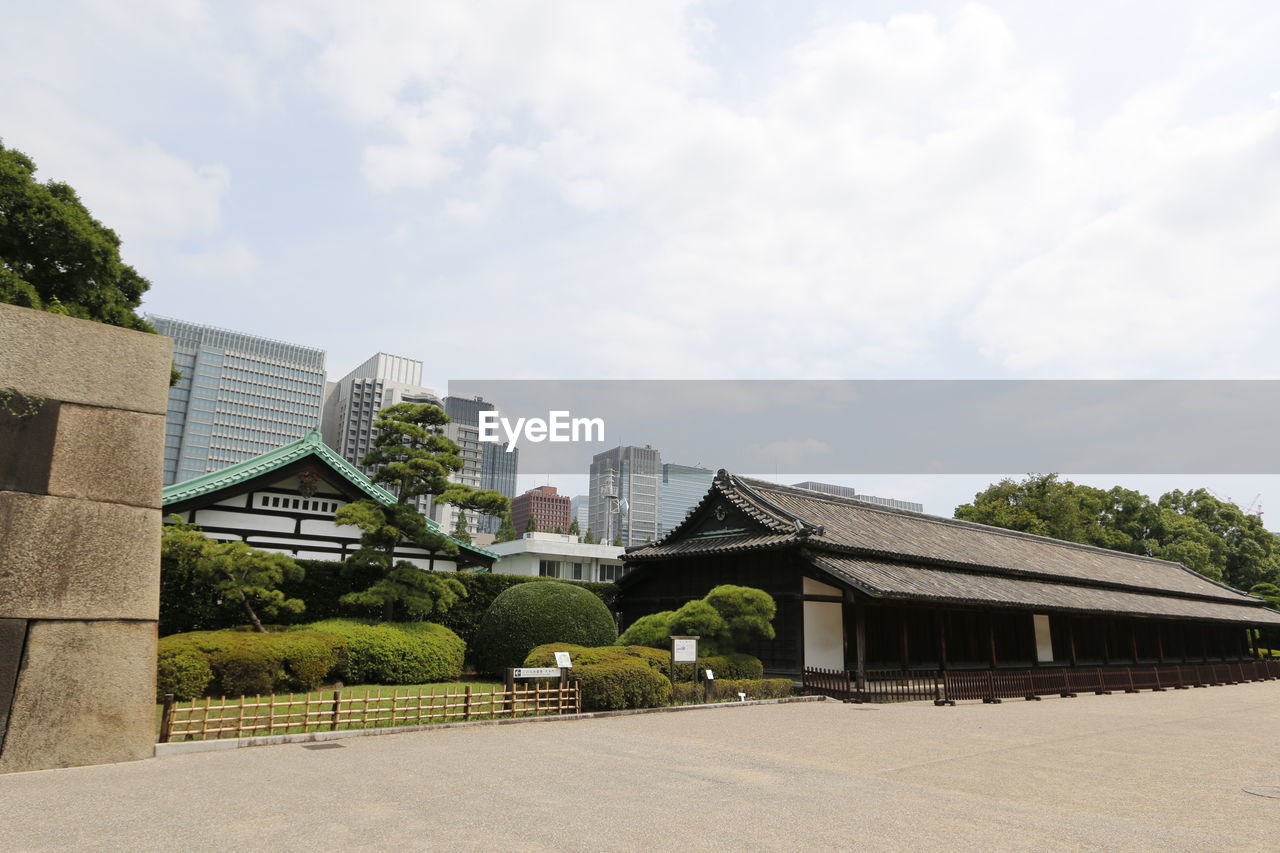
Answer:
620 473 1280 688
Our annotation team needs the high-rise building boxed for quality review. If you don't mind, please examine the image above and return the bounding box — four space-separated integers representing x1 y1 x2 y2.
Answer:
150 316 326 485
791 481 923 513
510 485 571 534
320 353 442 517
570 495 590 536
443 395 518 535
589 445 661 547
659 463 715 536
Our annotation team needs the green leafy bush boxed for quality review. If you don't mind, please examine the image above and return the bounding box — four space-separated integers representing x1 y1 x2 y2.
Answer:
708 678 793 702
573 661 673 711
296 619 464 684
474 583 617 675
157 630 345 697
617 585 776 655
156 649 213 701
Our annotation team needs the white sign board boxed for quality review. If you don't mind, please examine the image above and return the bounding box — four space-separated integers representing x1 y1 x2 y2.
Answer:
704 669 715 681
672 638 698 663
554 651 572 668
512 667 561 679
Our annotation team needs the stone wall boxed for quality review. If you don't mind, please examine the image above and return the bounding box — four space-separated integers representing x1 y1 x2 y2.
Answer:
0 303 171 773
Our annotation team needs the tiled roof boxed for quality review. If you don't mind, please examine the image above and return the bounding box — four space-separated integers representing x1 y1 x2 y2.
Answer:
162 430 497 561
623 471 1280 623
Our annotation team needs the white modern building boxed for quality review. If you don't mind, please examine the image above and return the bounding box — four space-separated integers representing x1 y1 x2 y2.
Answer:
487 532 627 583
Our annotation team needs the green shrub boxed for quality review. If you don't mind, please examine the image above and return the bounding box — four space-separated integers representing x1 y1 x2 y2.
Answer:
156 649 213 701
708 678 793 702
573 660 673 711
157 630 345 697
616 585 776 656
296 619 464 684
474 583 617 675
524 644 761 682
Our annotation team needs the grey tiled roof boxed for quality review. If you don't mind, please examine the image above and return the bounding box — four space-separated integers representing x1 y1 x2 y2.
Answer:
623 471 1280 624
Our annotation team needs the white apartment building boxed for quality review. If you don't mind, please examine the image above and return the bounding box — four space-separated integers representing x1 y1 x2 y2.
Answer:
487 532 627 583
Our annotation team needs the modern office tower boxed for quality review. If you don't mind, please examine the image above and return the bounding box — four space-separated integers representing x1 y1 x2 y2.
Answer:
443 395 518 535
150 315 326 485
510 485 572 534
321 353 439 473
570 495 590 536
790 481 924 513
659 463 715 536
588 445 662 547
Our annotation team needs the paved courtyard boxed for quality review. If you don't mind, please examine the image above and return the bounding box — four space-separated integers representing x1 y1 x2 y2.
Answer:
3 683 1279 851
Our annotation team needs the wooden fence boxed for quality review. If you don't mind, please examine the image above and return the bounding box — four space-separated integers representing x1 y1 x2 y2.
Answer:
159 681 581 743
803 660 1280 705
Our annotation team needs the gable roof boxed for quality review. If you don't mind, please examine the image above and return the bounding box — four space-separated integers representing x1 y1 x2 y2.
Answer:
624 471 1280 625
162 430 497 562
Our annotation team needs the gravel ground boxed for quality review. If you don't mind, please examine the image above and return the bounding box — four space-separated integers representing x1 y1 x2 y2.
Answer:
3 682 1278 852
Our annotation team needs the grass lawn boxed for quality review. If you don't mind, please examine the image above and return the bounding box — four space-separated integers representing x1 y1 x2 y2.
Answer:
157 678 580 741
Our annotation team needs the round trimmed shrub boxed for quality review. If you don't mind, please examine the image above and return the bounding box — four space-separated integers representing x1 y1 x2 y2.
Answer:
474 583 617 676
156 649 213 701
575 660 673 711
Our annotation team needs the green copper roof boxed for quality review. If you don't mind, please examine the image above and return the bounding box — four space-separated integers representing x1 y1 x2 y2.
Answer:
162 430 498 561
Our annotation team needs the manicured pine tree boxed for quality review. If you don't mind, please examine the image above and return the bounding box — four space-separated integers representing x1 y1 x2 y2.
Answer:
335 403 509 620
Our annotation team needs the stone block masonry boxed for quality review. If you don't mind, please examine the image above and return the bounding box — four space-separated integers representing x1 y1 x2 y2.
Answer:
0 303 171 773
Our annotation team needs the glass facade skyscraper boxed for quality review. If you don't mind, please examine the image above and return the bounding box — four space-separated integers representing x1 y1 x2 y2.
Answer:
150 316 326 485
659 463 715 537
589 445 661 547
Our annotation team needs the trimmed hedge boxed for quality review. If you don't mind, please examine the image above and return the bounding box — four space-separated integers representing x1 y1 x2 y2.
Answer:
575 661 672 711
672 679 793 704
298 619 465 684
474 583 617 675
524 644 762 681
158 620 465 699
157 630 346 699
163 558 618 652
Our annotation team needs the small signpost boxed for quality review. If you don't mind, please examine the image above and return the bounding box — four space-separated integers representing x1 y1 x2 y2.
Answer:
554 651 573 669
505 655 574 714
669 635 700 694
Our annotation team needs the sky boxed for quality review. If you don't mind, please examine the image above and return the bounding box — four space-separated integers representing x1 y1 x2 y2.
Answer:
4 1 1280 521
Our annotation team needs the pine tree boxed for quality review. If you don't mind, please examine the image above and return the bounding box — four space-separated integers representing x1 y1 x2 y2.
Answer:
494 511 517 543
568 518 581 538
335 403 508 620
525 514 537 534
451 509 472 544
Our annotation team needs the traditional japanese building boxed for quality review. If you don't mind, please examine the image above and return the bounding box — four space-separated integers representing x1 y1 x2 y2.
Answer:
620 472 1280 679
162 430 497 571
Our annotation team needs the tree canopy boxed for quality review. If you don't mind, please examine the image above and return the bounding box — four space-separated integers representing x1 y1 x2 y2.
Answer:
955 474 1280 592
1 140 153 330
617 584 777 654
161 517 304 633
335 402 509 620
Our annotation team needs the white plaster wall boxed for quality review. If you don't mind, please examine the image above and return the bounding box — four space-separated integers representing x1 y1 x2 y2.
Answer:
804 600 845 670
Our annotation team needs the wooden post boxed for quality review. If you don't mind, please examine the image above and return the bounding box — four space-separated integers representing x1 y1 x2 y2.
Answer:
1156 625 1165 664
464 684 472 721
505 668 515 716
987 615 997 670
936 612 948 671
1102 621 1111 666
330 689 341 731
1068 620 1078 668
159 694 175 743
1130 624 1140 665
899 612 910 672
854 600 867 690
1200 626 1209 663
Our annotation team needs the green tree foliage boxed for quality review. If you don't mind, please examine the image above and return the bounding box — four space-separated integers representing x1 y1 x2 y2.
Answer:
1 141 153 330
451 510 472 544
494 511 518 543
473 582 618 675
568 518 581 538
955 475 1280 589
524 513 537 534
584 526 596 544
616 585 777 655
1249 582 1280 611
612 534 622 547
161 517 304 633
334 403 508 620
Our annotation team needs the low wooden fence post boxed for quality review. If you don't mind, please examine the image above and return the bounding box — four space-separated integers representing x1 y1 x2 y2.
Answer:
330 689 341 731
159 694 175 743
464 685 472 721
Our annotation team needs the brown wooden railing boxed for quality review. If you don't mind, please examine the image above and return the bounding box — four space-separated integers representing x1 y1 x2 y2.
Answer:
803 660 1280 705
159 681 581 743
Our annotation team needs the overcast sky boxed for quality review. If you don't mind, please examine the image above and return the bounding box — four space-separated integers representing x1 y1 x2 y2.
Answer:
5 1 1279 519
